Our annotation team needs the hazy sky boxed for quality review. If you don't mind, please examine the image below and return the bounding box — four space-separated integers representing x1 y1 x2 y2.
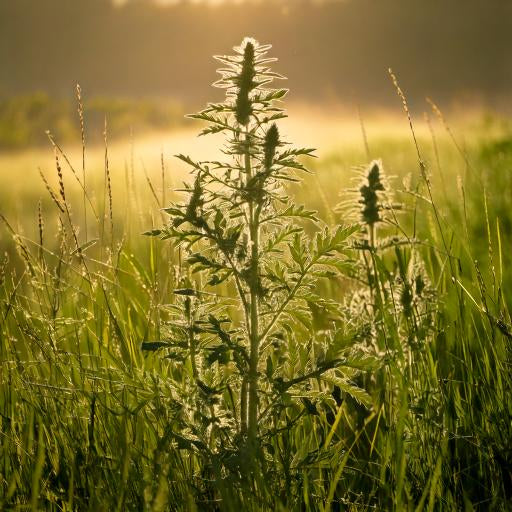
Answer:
1 0 511 110
114 0 278 4
113 0 341 4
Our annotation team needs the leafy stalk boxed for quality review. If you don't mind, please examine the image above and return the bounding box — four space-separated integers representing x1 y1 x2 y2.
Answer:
146 38 355 456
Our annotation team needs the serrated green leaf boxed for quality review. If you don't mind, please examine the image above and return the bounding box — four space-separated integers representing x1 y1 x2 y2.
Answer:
142 229 162 237
323 377 373 407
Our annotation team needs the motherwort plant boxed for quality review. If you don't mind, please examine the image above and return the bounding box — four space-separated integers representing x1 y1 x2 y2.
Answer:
146 38 361 467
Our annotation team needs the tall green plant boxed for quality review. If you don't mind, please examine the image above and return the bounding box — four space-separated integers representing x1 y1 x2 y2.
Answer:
146 38 357 456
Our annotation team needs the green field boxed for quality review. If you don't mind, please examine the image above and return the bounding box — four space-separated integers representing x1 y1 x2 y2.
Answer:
1 41 512 511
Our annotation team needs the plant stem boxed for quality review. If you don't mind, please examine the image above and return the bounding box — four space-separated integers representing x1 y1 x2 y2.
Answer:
187 298 198 378
240 376 248 434
246 131 260 446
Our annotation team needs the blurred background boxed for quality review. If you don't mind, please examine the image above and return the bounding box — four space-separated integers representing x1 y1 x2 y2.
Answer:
3 5 512 509
1 0 512 254
0 0 511 149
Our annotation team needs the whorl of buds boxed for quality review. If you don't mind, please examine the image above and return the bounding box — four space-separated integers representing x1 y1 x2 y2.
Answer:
235 39 256 126
184 175 204 224
359 160 385 227
263 123 280 170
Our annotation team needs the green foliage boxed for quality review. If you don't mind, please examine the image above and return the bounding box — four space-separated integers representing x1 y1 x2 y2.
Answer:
0 39 512 512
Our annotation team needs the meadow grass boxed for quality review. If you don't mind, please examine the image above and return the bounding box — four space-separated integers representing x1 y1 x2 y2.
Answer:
1 50 512 510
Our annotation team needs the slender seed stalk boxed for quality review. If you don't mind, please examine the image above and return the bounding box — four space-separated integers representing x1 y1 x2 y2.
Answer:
76 83 87 242
104 116 114 247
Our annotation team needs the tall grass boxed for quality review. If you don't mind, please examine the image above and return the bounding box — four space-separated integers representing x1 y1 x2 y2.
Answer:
0 39 511 511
